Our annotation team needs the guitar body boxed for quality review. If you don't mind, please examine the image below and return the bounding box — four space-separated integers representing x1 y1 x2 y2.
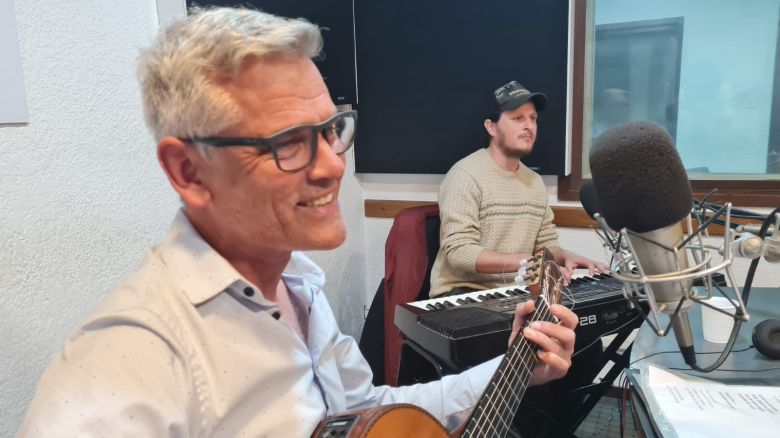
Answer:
315 248 564 438
313 403 449 438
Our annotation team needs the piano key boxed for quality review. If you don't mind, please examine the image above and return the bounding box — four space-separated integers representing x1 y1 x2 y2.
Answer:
405 271 612 311
394 270 638 371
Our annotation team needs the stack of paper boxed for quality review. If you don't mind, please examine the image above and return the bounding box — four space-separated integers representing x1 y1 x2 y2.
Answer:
632 365 780 437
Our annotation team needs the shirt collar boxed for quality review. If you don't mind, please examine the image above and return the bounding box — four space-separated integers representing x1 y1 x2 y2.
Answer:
155 210 325 306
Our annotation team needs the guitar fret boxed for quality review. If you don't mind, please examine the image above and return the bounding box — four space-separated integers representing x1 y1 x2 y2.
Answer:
461 249 564 438
464 296 557 438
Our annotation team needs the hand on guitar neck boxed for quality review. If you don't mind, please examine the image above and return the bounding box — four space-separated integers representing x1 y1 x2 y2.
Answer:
314 248 579 437
509 247 578 386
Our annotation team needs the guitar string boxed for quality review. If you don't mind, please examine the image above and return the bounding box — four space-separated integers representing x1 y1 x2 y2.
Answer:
466 259 562 437
468 306 551 437
469 289 554 435
465 297 556 437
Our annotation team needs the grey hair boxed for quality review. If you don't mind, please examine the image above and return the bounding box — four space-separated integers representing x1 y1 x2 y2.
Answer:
138 7 323 142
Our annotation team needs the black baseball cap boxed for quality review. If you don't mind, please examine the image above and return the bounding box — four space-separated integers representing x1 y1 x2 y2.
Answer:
494 81 547 112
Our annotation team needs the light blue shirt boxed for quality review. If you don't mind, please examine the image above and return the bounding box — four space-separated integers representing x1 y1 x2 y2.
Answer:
19 211 499 437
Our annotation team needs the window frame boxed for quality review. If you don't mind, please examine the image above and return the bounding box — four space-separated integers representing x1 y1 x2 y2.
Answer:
559 0 780 207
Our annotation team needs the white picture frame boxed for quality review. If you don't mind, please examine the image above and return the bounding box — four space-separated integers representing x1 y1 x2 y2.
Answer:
0 0 29 124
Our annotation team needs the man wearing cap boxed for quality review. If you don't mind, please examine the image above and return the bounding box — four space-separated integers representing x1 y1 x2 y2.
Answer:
429 81 608 298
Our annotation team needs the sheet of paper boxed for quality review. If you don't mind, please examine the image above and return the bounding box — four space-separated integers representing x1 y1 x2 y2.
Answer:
644 365 780 438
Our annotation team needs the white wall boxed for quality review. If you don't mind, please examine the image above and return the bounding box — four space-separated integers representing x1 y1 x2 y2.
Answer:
2 1 778 435
0 1 369 434
0 1 163 434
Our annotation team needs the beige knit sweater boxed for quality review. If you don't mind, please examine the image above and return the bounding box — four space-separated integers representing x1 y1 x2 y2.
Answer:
429 148 559 297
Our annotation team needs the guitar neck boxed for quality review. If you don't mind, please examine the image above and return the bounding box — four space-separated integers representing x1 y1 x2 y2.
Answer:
461 297 556 437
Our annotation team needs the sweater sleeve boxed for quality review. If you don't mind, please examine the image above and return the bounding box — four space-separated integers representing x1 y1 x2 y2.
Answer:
438 167 485 273
535 204 560 249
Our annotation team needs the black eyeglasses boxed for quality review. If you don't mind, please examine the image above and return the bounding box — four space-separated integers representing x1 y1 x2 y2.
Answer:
181 110 357 172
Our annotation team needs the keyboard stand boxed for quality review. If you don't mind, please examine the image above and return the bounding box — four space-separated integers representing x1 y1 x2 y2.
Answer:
397 338 451 385
560 315 645 431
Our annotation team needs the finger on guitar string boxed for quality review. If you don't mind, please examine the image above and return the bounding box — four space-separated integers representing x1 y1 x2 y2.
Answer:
524 320 575 354
549 303 578 329
507 300 536 347
537 350 573 379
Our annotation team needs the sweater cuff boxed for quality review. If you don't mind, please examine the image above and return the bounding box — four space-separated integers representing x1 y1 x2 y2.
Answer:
459 245 486 273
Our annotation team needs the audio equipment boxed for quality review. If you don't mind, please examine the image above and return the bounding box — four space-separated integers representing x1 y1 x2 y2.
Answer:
589 121 753 372
752 319 780 360
395 272 636 370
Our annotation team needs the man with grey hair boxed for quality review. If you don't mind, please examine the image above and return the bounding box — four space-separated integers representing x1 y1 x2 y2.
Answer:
19 8 578 437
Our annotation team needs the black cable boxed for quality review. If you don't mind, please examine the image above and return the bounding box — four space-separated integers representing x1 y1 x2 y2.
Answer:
741 207 779 306
667 366 780 372
629 346 755 367
692 198 771 229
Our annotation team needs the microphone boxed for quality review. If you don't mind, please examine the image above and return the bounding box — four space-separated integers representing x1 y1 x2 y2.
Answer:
579 180 602 221
589 121 698 366
579 181 628 269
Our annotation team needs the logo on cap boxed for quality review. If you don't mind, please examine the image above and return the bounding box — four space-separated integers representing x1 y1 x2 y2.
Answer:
494 80 547 112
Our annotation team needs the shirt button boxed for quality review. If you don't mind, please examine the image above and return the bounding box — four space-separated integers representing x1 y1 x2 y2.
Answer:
243 287 255 297
272 311 281 320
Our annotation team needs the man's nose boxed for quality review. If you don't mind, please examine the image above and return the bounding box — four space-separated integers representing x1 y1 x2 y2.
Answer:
308 135 346 179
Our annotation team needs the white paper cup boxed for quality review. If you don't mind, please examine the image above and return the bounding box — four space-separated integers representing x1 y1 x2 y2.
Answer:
701 296 736 344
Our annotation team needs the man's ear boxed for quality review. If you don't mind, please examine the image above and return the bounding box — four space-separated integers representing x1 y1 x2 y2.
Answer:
484 119 496 137
157 137 212 208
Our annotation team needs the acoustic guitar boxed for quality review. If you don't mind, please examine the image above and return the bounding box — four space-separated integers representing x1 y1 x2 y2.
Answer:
313 248 564 438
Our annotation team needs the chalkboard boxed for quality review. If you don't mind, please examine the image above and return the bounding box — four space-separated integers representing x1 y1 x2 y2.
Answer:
353 0 569 175
187 0 357 104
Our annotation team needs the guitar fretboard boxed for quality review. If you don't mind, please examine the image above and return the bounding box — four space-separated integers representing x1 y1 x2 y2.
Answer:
462 297 557 438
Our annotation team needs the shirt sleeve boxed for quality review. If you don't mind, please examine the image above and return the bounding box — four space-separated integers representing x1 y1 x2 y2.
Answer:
438 167 485 273
333 325 501 432
18 312 200 438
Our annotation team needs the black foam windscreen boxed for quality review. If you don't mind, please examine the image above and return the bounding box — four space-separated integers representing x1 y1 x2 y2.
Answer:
579 180 602 220
589 121 692 233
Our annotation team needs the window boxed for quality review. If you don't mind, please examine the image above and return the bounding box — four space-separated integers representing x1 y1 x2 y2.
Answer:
560 0 780 207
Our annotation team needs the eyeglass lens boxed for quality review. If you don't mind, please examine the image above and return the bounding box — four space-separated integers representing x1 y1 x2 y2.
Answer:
274 113 356 171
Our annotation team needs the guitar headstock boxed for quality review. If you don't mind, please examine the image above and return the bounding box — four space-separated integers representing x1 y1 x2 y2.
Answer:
523 247 563 306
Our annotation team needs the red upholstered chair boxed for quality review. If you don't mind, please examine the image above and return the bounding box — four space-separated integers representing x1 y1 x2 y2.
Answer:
382 204 441 386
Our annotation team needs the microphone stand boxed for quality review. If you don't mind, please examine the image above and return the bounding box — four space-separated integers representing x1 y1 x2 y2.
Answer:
596 204 753 372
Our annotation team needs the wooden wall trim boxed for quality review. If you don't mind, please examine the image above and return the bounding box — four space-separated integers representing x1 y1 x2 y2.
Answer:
363 199 748 236
364 199 598 228
364 200 437 218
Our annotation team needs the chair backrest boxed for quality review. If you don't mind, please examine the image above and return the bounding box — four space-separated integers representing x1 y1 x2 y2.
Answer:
382 204 440 385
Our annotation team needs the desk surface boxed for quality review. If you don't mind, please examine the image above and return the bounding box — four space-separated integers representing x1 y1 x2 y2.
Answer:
628 287 780 437
630 287 780 385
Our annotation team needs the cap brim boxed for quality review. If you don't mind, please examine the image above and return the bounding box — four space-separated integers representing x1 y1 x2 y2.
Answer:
499 92 548 112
